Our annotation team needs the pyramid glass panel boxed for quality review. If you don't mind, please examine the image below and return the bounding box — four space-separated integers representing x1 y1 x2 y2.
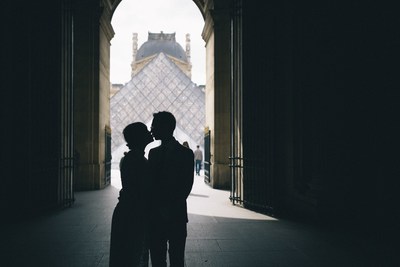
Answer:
111 53 205 151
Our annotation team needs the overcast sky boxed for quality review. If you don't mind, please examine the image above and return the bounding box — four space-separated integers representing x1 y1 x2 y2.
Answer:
110 0 206 85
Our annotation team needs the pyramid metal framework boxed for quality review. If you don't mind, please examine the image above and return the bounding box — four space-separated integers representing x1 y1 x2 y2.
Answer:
110 52 205 151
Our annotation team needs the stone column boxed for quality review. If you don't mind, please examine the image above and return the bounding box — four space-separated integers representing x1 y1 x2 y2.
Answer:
185 33 192 78
202 0 231 189
131 33 138 77
73 0 114 190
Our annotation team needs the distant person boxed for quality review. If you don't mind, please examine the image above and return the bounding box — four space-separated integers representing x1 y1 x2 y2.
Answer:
194 145 203 176
182 141 190 149
109 122 153 267
148 111 194 267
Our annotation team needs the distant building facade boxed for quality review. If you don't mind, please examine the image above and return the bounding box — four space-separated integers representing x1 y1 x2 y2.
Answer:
110 31 205 163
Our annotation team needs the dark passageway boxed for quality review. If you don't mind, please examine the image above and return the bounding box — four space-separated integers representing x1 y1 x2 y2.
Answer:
1 1 400 266
1 173 397 266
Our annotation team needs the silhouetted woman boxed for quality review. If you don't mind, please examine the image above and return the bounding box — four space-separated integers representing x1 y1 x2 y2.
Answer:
109 122 153 267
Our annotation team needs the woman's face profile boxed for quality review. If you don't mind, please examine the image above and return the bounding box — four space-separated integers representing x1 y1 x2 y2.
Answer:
143 128 154 145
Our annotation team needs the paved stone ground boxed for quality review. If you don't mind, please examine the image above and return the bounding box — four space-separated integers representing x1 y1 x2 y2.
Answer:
1 170 397 266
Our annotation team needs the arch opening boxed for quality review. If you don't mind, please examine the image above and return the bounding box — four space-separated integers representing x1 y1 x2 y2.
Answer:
109 0 207 177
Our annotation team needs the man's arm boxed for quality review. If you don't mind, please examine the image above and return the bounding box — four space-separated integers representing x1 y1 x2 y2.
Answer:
182 149 194 199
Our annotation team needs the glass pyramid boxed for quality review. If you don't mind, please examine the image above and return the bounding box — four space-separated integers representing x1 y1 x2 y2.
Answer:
110 52 205 151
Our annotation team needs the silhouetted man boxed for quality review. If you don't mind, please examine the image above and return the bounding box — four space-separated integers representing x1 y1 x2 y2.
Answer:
148 111 194 267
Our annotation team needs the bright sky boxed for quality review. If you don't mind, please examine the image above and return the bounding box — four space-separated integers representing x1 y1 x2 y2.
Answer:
110 0 206 85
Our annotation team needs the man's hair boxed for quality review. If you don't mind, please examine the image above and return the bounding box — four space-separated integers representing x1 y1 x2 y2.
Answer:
153 111 176 134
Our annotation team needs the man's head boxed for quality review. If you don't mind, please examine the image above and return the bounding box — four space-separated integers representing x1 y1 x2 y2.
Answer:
123 122 153 149
151 111 176 141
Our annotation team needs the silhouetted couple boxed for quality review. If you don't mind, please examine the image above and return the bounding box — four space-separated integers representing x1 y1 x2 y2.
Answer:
109 111 194 267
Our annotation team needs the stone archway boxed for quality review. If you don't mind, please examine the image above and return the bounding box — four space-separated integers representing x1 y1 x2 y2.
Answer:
100 0 232 189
